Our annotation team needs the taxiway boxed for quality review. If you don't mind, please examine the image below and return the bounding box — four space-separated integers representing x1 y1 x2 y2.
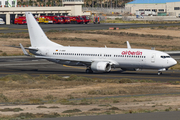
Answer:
0 56 179 81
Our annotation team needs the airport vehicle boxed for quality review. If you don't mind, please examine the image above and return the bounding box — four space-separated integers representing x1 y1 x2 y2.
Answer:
93 16 100 24
14 17 27 25
60 16 71 24
55 16 64 24
38 16 53 24
69 16 84 24
0 18 5 24
20 12 177 75
69 16 77 24
82 15 90 24
40 16 62 24
76 16 84 24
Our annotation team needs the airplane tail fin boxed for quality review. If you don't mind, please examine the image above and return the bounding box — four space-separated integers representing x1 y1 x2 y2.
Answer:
25 12 63 48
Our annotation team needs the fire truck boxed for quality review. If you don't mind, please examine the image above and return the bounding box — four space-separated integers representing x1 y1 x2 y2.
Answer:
60 16 71 24
93 16 100 24
55 16 64 24
69 16 84 24
82 16 90 24
14 16 27 25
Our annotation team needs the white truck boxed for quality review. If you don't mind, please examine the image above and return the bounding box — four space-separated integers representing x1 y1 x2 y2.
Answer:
0 18 5 24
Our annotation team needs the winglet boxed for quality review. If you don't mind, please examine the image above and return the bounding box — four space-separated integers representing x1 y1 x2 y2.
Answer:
20 43 30 56
127 41 131 49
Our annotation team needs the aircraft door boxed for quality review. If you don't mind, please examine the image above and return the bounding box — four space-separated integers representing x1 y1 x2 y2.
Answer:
151 54 156 63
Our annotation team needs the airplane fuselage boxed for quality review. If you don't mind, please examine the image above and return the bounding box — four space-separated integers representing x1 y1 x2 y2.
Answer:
30 46 177 71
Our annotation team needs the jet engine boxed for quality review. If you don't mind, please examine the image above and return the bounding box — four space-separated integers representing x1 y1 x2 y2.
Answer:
91 61 111 72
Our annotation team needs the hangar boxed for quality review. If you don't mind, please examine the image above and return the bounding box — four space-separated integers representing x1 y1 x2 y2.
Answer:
125 0 180 16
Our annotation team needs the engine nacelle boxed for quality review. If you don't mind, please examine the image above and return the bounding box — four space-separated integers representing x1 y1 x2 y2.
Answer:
91 61 111 72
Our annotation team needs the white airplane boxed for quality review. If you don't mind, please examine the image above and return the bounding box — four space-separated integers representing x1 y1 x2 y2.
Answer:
20 12 177 75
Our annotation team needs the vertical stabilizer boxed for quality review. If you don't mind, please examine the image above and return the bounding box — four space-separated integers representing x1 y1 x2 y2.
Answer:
25 12 62 48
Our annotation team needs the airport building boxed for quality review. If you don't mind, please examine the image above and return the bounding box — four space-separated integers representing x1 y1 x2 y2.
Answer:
125 0 180 16
0 0 17 7
0 0 90 25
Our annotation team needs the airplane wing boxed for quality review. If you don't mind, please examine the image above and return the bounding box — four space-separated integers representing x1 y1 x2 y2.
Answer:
35 56 92 63
35 56 117 65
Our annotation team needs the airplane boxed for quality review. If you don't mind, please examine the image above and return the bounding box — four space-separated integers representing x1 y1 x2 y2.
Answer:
20 12 177 75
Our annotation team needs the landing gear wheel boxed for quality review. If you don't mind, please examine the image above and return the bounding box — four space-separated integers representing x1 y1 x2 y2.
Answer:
158 71 162 75
86 69 93 73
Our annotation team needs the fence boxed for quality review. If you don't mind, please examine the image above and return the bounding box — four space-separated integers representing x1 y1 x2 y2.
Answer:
82 7 131 14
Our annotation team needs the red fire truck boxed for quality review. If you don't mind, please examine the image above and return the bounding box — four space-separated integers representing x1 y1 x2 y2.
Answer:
14 16 26 25
69 16 84 24
55 16 64 24
60 16 71 24
82 16 90 24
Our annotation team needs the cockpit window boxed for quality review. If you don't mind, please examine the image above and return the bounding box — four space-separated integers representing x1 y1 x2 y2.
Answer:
161 56 171 58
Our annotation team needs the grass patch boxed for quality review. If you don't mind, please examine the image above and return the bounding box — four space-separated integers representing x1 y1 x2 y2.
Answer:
0 108 23 112
37 106 47 108
109 107 120 110
62 109 82 113
14 112 60 119
49 106 59 109
28 98 44 105
88 108 101 111
0 33 29 38
2 52 7 56
0 93 8 102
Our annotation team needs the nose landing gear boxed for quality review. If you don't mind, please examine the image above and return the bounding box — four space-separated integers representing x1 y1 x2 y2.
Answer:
158 68 166 75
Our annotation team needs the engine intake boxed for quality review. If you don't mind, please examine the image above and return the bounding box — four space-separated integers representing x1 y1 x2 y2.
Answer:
91 61 111 72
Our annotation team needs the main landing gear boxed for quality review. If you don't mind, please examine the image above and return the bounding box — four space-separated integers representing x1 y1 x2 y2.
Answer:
86 67 93 73
158 71 162 75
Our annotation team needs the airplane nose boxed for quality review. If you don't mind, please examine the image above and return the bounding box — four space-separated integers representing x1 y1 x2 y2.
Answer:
171 59 177 66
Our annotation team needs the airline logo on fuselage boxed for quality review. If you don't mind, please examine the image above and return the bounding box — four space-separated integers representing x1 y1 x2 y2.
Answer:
121 51 142 55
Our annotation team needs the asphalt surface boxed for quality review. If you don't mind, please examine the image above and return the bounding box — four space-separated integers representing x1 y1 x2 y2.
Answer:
1 23 180 33
34 111 180 120
0 56 180 81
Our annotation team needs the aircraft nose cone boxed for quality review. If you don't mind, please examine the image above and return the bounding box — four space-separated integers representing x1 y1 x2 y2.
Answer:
171 59 177 66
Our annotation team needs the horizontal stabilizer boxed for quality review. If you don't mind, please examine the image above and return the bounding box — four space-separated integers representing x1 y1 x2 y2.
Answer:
20 43 30 56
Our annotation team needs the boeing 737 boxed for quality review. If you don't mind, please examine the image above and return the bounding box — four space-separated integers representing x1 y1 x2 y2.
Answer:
20 12 177 75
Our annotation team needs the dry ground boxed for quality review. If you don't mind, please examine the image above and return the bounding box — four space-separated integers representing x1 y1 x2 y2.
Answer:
1 27 180 56
0 75 180 119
